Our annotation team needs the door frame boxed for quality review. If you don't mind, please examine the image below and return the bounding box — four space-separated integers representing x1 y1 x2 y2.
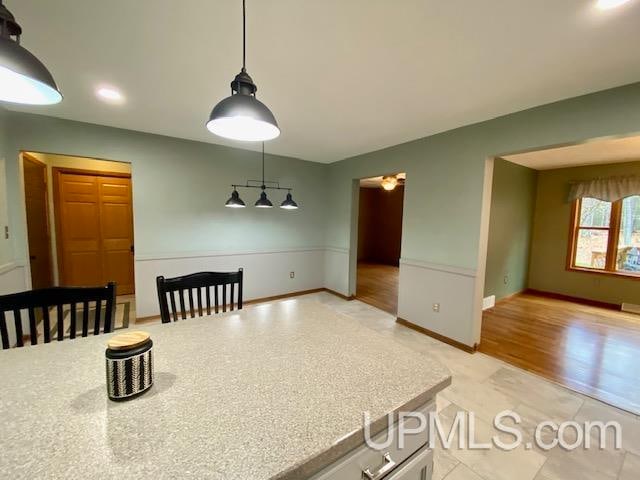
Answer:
348 172 407 298
22 152 54 289
52 166 134 291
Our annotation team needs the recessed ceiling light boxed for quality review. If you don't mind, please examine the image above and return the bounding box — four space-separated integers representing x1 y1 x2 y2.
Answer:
96 86 124 103
597 0 632 10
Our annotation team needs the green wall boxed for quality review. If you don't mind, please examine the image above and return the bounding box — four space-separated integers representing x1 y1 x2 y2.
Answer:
484 159 537 300
327 83 640 276
529 160 640 305
1 111 328 264
0 108 11 266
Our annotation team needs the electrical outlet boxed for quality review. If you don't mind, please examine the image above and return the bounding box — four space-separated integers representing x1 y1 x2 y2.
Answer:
503 275 508 285
432 303 440 312
289 271 295 279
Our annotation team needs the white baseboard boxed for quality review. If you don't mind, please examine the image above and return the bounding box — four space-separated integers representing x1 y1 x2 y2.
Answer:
482 295 496 310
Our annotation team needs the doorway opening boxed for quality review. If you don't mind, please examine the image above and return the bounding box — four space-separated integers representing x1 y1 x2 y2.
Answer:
21 152 136 330
479 134 640 414
355 173 405 315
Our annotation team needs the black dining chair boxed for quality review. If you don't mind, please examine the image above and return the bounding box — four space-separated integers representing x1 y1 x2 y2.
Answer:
156 269 243 323
0 282 117 350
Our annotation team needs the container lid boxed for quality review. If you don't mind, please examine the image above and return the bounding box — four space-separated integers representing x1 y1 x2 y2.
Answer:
107 330 151 351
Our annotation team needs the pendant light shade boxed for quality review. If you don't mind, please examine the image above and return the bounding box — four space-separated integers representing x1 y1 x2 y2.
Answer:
280 192 298 210
255 190 273 208
206 76 279 142
206 0 279 142
225 189 246 208
0 2 62 105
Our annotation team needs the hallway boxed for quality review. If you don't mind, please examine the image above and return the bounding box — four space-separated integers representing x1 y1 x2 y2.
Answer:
355 262 399 315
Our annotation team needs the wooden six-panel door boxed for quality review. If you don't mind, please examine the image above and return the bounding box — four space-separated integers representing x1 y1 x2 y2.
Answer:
55 170 134 295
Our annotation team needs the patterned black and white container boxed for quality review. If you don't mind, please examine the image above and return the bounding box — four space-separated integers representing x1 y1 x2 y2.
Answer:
105 331 153 401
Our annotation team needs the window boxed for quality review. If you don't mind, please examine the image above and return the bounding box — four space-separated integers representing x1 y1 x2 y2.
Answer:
569 196 640 276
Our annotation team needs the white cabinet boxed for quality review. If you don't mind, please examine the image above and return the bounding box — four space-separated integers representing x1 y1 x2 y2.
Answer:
310 400 435 480
385 446 433 480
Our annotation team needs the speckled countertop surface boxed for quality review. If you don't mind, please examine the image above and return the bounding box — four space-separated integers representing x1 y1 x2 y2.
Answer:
0 297 450 479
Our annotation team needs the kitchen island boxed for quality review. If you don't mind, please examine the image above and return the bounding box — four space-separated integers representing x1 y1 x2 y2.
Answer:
0 296 450 479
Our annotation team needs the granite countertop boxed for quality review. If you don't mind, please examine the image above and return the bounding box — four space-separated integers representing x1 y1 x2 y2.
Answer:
0 296 450 479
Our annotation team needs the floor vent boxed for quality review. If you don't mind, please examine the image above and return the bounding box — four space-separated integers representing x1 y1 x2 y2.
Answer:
621 303 640 315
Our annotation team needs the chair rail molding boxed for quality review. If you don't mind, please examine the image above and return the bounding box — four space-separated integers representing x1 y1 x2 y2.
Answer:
399 258 477 278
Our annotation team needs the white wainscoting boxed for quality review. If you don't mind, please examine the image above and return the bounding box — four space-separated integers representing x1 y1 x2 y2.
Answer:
323 247 350 297
0 262 28 347
0 262 27 294
135 248 327 318
398 258 478 348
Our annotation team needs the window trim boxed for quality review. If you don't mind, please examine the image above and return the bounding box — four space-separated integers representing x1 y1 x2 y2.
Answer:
567 197 640 279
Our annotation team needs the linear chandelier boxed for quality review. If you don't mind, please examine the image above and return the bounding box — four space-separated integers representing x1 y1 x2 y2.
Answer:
207 0 280 142
225 143 298 210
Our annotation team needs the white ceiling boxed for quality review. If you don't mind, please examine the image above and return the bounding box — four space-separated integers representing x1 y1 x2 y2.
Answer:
6 0 640 163
503 134 640 170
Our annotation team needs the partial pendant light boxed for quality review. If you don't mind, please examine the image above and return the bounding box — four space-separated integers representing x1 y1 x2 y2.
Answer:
280 191 298 210
206 0 279 142
225 188 246 208
254 190 273 208
0 1 62 105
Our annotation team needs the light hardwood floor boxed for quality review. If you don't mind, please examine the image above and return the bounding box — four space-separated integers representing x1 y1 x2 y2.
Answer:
481 292 640 415
356 261 399 315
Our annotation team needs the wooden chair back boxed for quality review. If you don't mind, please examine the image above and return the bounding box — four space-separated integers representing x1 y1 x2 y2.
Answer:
156 270 243 323
0 282 117 349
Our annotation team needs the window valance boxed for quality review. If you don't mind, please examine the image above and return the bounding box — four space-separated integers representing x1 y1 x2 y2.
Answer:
568 175 640 203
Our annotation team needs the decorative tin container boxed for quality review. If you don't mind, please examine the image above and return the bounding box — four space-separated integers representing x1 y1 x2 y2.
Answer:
105 331 153 401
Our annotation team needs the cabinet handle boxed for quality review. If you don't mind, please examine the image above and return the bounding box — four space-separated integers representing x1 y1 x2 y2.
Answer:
362 452 396 480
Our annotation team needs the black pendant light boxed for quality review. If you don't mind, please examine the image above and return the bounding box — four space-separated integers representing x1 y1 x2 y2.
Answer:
225 142 298 211
254 190 273 208
280 191 298 210
0 1 62 105
206 0 279 142
225 188 246 208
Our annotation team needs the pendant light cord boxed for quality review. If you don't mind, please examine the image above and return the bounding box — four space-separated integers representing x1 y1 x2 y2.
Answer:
261 142 265 188
242 0 246 72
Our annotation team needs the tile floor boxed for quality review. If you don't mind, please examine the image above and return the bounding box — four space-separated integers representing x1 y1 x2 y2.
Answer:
305 292 640 480
131 291 640 479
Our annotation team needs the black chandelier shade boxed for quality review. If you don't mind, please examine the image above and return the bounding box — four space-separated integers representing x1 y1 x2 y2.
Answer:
280 192 298 210
225 189 246 208
0 1 62 105
254 190 273 208
206 0 279 142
